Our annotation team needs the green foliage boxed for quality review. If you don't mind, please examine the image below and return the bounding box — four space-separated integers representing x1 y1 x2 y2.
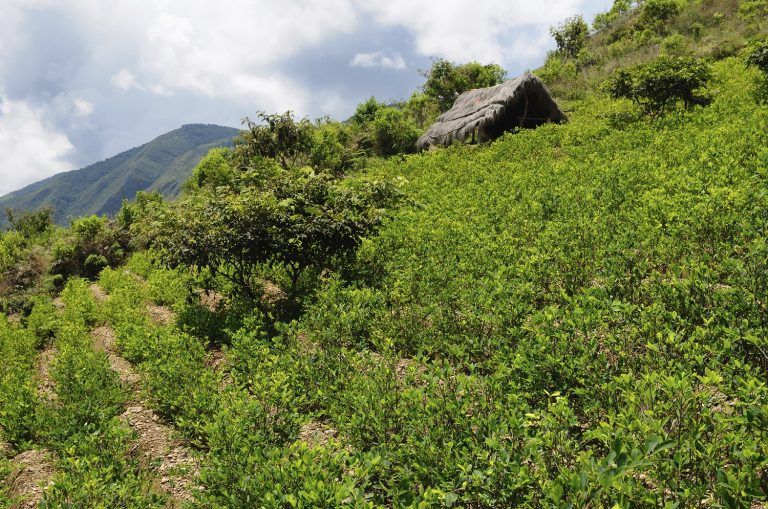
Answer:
309 120 356 175
746 39 768 74
638 0 683 32
420 58 507 112
51 215 128 279
593 0 633 31
350 96 384 126
5 207 53 239
150 156 400 302
550 16 589 58
0 316 40 449
604 56 712 116
370 107 421 157
236 112 313 170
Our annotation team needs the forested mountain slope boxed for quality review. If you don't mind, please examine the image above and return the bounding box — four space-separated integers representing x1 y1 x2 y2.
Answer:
0 124 239 228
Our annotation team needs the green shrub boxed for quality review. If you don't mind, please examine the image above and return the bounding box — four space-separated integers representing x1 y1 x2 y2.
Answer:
371 108 421 157
604 56 713 117
593 0 632 31
550 16 589 58
420 58 506 112
52 215 128 279
746 40 768 74
236 112 313 170
638 0 682 31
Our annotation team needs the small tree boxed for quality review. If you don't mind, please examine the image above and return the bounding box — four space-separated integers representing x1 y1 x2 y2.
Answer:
421 59 506 112
6 208 53 239
371 108 421 157
746 40 768 74
639 0 682 26
593 0 633 31
604 57 712 117
150 151 400 303
550 16 589 59
351 97 384 125
236 112 313 170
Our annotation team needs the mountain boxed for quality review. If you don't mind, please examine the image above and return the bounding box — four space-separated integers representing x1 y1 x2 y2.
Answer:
0 123 240 228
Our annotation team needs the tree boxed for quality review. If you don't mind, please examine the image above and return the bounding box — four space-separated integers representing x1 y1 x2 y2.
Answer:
149 152 401 303
421 59 507 112
604 57 712 117
235 112 313 170
351 97 384 125
6 208 53 239
746 40 768 74
550 16 589 59
638 0 682 31
592 0 633 31
371 108 421 157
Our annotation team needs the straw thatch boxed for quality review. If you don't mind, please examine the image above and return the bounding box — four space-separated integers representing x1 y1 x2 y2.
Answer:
416 73 567 151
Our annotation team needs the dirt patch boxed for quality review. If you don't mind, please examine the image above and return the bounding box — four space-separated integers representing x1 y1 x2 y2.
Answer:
199 290 224 312
124 270 146 284
36 345 58 401
121 406 197 501
6 449 55 509
146 304 175 326
91 326 141 389
296 332 319 356
297 420 338 448
205 348 227 371
51 297 64 310
89 283 107 302
260 281 286 307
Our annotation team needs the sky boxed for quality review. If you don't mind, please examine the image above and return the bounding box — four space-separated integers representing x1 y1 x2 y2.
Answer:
0 0 609 196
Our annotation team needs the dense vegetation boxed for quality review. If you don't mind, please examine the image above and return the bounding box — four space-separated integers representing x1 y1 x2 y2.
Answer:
2 0 768 507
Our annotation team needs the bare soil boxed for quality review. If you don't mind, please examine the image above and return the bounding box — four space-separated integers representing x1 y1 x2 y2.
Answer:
6 449 55 509
36 345 58 401
89 283 107 302
91 325 142 389
297 420 338 448
146 304 175 326
120 406 197 501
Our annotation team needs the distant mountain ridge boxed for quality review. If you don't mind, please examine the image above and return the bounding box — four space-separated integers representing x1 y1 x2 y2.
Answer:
0 123 240 228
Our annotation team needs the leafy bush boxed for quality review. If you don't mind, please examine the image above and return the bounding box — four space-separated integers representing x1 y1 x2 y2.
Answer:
550 16 589 58
5 207 53 240
51 215 128 279
236 111 313 170
420 58 506 112
149 154 400 304
604 56 712 117
593 0 632 31
638 0 683 31
746 39 768 74
371 107 421 156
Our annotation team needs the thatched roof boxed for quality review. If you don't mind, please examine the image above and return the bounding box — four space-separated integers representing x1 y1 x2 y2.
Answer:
416 73 567 151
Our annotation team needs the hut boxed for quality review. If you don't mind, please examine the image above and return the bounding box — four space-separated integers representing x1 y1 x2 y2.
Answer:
416 73 567 151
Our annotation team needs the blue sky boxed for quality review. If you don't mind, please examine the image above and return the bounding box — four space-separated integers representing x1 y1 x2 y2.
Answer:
0 0 609 195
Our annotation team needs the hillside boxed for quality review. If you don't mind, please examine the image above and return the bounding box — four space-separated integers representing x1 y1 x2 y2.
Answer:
2 1 768 507
0 124 239 228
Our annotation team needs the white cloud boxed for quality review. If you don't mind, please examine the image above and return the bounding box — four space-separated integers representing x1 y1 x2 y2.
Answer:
357 0 585 65
111 69 141 91
73 98 94 117
95 0 359 111
0 96 74 195
351 52 407 70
